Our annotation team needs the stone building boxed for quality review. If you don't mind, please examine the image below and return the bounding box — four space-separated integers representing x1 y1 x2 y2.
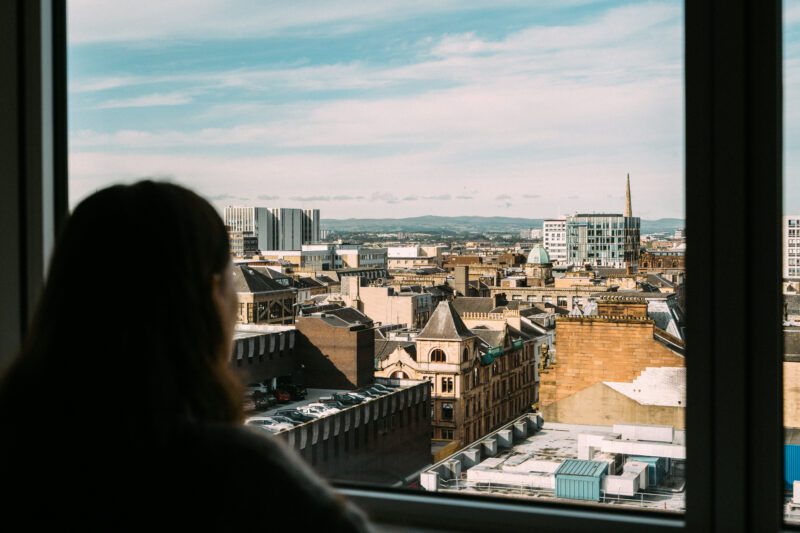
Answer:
227 229 259 257
639 250 685 271
540 294 685 428
374 301 540 447
233 264 297 325
523 245 553 287
339 276 434 329
294 307 376 389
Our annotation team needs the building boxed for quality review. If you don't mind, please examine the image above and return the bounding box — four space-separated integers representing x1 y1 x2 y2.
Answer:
563 176 641 268
374 300 540 447
295 307 376 389
523 245 553 287
340 277 434 329
224 206 322 251
543 218 567 264
786 216 800 279
229 325 300 388
490 285 608 311
233 264 297 325
227 230 258 257
540 294 685 428
420 415 685 512
639 250 686 274
519 228 543 240
387 246 446 269
565 213 641 268
302 209 320 244
272 380 432 485
259 244 387 273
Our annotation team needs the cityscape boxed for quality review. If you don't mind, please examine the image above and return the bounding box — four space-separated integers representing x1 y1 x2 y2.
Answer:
63 0 800 523
224 175 690 512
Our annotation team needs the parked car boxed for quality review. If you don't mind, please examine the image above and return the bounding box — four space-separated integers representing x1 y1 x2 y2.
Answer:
274 409 315 423
268 415 300 426
244 416 294 431
278 383 307 400
295 408 324 419
247 383 269 395
332 393 363 405
348 391 372 401
271 389 291 403
361 387 389 397
371 383 395 393
252 391 277 409
300 403 340 416
319 400 348 409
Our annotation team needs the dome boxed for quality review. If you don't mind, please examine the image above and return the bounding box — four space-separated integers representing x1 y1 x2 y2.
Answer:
526 245 550 265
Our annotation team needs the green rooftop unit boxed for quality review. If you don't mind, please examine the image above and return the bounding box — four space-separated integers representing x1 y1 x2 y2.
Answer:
628 456 668 487
554 459 608 501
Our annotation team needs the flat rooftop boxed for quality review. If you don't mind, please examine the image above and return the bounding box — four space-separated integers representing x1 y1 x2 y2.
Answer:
234 324 295 340
434 421 686 513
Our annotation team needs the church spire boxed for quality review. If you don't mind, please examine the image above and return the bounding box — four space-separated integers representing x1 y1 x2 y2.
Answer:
624 173 632 217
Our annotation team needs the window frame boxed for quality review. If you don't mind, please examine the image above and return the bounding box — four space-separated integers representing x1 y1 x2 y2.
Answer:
0 0 786 531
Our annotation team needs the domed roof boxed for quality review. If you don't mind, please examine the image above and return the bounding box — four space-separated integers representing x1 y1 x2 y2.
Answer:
527 245 551 265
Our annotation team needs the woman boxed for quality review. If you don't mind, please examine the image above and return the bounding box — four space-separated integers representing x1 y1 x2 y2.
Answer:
0 181 371 531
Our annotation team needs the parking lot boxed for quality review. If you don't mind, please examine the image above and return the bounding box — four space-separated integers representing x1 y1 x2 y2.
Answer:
244 388 341 416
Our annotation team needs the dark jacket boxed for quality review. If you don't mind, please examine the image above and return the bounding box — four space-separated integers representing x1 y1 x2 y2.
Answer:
2 422 373 532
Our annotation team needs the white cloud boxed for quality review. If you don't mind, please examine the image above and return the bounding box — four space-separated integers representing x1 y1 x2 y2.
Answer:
93 92 194 109
68 0 588 44
68 2 685 218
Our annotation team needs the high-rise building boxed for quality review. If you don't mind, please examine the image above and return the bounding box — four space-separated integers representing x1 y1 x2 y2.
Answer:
564 175 641 268
785 216 800 279
224 206 320 251
543 218 567 263
302 209 320 244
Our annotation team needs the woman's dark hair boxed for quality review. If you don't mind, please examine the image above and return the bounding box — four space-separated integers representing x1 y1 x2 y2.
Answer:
0 181 243 443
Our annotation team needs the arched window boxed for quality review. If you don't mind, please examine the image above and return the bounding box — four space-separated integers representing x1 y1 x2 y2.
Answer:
391 371 408 379
657 260 663 268
462 348 469 362
430 349 446 362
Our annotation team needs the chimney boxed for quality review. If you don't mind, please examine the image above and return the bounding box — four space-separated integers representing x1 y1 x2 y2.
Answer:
455 265 469 296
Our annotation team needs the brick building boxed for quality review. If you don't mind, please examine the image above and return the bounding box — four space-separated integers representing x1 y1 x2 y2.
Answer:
540 295 685 428
295 307 376 389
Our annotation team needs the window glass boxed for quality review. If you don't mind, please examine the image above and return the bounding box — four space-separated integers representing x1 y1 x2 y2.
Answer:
69 0 685 512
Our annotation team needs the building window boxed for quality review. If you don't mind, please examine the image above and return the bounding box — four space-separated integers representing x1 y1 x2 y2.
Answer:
440 376 453 393
441 402 454 421
430 348 446 362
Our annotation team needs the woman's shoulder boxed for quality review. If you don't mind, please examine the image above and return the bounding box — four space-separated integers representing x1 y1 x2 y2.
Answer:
175 423 374 532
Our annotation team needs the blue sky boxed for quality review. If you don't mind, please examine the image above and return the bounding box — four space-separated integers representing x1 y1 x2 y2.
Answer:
68 1 689 219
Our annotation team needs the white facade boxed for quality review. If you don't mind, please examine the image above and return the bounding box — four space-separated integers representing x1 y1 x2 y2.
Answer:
225 206 321 251
543 219 567 264
785 216 800 279
224 207 275 251
519 228 543 240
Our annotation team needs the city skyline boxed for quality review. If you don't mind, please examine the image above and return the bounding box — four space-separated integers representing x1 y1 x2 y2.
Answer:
68 1 690 219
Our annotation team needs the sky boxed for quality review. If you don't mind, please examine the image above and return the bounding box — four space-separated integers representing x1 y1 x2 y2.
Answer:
68 1 690 219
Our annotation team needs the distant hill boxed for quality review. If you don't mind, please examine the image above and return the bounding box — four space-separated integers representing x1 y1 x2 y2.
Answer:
321 215 684 235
